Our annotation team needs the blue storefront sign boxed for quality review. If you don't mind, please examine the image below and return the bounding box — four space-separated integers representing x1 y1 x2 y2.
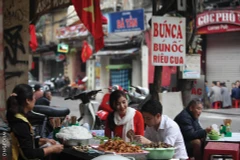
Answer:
105 9 144 33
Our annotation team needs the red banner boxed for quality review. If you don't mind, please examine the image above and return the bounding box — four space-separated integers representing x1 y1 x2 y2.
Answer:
81 41 93 63
197 10 240 34
29 25 38 52
72 0 104 52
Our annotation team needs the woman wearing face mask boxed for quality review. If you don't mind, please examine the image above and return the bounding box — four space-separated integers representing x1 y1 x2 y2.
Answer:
104 90 144 142
6 84 63 160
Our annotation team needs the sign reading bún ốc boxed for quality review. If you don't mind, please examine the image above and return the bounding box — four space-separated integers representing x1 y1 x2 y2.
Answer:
152 16 186 66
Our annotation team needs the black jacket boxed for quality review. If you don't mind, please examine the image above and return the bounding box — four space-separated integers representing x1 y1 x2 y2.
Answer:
174 108 206 143
35 97 50 106
8 115 44 160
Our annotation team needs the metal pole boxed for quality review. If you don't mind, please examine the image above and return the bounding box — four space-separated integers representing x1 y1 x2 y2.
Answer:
151 0 162 101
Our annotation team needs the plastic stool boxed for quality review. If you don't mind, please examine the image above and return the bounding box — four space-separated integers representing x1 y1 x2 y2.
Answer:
203 142 239 160
213 101 221 109
232 99 240 108
232 100 235 107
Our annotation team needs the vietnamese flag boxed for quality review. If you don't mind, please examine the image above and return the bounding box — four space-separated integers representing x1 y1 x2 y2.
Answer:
72 0 104 52
81 41 93 63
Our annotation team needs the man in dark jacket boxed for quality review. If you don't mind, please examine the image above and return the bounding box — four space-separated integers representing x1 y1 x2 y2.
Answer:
174 99 212 160
35 90 52 106
231 81 240 100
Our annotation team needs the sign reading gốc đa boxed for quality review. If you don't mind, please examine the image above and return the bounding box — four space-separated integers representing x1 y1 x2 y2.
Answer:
152 16 186 66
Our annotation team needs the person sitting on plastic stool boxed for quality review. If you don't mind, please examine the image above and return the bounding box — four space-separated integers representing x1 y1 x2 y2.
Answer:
174 99 212 160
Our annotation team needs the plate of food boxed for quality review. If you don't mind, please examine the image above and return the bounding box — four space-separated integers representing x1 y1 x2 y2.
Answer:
72 145 91 153
142 142 175 160
207 130 221 140
91 139 149 156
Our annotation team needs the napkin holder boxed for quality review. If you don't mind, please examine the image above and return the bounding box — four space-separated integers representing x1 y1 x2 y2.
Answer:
225 131 232 137
220 125 226 134
220 125 232 137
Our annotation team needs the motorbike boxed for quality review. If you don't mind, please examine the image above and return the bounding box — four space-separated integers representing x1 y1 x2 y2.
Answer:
27 105 70 138
64 89 102 130
60 76 88 98
127 85 149 110
44 74 66 95
43 78 55 92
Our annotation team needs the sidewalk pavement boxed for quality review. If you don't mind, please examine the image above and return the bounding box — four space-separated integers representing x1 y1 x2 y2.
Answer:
203 108 240 116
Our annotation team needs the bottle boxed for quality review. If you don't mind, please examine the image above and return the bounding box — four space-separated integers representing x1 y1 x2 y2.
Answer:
220 125 223 134
226 123 231 132
62 116 69 127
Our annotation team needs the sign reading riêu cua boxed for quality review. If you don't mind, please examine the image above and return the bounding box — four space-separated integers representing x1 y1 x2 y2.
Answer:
152 16 186 66
105 9 144 33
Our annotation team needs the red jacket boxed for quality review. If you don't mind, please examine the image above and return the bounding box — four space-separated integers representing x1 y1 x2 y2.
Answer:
77 79 84 85
98 93 113 113
105 110 144 138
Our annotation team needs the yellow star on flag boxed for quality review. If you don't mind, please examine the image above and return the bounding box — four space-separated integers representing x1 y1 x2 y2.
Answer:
83 0 95 22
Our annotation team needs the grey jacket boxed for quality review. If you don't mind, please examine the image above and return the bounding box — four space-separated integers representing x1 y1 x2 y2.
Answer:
210 86 222 103
221 87 232 107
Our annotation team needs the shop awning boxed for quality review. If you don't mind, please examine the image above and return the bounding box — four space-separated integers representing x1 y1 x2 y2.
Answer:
67 5 108 26
106 64 132 70
96 48 139 56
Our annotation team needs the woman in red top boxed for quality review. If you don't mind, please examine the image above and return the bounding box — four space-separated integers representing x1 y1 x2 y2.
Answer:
105 90 144 142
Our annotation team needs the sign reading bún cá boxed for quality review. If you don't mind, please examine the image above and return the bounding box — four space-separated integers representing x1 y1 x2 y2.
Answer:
152 16 186 66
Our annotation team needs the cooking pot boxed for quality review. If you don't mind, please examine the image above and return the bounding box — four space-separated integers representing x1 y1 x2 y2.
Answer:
92 154 135 160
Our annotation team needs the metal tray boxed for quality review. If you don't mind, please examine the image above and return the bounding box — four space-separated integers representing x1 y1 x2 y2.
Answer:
60 138 92 146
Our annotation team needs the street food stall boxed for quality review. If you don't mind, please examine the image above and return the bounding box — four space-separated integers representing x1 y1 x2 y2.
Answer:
54 126 176 160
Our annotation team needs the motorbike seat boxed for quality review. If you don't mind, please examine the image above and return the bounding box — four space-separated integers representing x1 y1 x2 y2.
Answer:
33 105 70 117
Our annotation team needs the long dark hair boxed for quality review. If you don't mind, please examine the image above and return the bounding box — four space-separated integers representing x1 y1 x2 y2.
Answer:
108 90 127 131
6 84 34 122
